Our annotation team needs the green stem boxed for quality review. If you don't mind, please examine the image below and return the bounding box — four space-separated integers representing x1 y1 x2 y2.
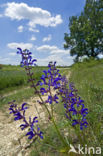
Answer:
49 86 53 117
52 117 68 147
27 67 52 119
36 89 68 148
26 66 68 149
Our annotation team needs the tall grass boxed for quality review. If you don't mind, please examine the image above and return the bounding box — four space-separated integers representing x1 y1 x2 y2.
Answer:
0 88 34 109
70 58 103 153
0 70 27 90
0 65 46 94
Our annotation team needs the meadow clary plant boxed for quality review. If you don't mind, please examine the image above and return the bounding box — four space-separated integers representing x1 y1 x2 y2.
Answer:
59 79 88 130
9 48 88 153
8 101 43 140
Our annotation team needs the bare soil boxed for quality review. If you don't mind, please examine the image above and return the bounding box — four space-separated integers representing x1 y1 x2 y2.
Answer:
0 95 47 156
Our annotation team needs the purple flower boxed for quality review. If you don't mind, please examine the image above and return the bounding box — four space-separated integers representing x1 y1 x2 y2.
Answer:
36 61 62 108
17 48 37 67
38 131 43 139
20 123 29 130
9 101 43 140
60 81 88 130
21 103 28 111
26 131 35 139
26 121 43 140
39 61 62 89
40 88 47 95
53 94 59 103
43 70 48 77
47 95 52 104
14 112 23 121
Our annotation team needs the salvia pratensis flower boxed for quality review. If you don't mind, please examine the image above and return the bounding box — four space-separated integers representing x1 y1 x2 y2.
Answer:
8 101 43 140
17 48 38 91
59 79 88 130
17 48 37 67
39 61 62 89
36 61 62 106
16 48 88 132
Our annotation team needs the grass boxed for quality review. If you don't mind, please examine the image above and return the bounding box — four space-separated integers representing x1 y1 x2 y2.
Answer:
30 124 68 156
29 68 77 156
29 92 80 156
0 64 47 109
0 64 72 155
0 87 35 110
0 65 47 95
1 60 103 155
69 58 103 154
30 59 103 156
0 70 27 90
0 64 67 109
0 64 68 95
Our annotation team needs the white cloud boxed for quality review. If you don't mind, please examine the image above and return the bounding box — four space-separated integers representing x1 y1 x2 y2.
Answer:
7 42 33 50
37 54 73 66
29 27 39 32
9 52 17 56
7 43 72 65
0 14 3 18
37 54 64 66
37 45 57 52
36 45 70 55
51 49 70 55
36 44 72 66
17 25 23 32
0 57 21 65
42 34 52 42
30 36 36 41
4 2 63 28
0 57 11 64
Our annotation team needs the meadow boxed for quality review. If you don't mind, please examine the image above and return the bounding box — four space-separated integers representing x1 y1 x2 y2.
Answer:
30 59 103 155
0 65 47 92
0 65 47 109
69 58 103 154
0 59 103 155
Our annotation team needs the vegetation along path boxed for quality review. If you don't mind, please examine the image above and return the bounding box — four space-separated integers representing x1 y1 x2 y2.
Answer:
0 69 71 156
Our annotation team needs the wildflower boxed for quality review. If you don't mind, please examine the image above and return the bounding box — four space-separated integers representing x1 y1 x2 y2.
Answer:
17 48 38 90
59 80 88 130
17 48 37 67
37 61 62 107
39 61 62 90
8 101 43 140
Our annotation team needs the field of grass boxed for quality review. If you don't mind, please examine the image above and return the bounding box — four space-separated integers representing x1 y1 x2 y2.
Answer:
69 58 103 153
0 65 46 95
30 59 103 155
0 65 47 109
0 60 103 155
0 64 71 155
0 64 67 109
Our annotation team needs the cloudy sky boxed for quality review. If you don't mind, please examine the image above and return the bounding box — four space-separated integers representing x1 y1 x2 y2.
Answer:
0 0 85 66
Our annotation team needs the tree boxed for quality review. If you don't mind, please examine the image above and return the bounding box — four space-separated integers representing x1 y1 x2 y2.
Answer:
64 0 103 62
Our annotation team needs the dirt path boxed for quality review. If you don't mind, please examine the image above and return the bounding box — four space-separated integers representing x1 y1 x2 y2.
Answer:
0 95 47 156
0 70 71 156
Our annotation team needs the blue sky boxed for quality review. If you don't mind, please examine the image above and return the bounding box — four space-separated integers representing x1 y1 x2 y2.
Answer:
0 0 85 66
